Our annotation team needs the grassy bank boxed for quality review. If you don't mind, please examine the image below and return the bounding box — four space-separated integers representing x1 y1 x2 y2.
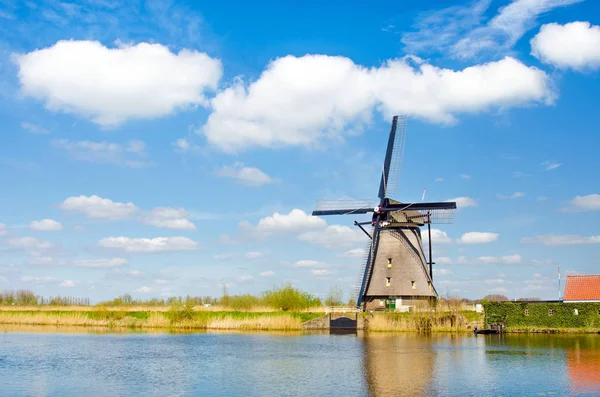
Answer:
0 309 323 331
366 311 482 333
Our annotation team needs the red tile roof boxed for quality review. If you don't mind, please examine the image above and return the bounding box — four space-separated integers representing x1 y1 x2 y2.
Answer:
564 275 600 301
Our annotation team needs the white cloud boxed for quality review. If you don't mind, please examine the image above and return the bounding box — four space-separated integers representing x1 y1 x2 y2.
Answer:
14 40 222 127
202 54 552 151
294 260 326 268
20 122 49 134
153 279 169 285
435 178 444 183
242 209 326 235
74 258 127 268
98 236 200 253
460 174 471 180
238 274 253 282
531 21 600 70
422 228 453 244
402 0 583 59
21 276 55 283
433 268 453 276
521 234 600 246
172 138 190 152
59 280 75 287
561 194 600 212
61 195 138 220
214 253 238 260
311 269 330 276
475 254 522 265
0 223 6 236
27 252 55 266
29 219 63 232
497 192 525 199
244 251 265 259
339 248 366 257
140 207 196 230
216 163 279 186
52 139 150 167
6 237 54 250
542 160 561 171
298 225 365 248
458 232 499 244
135 286 153 293
259 270 275 277
448 197 477 208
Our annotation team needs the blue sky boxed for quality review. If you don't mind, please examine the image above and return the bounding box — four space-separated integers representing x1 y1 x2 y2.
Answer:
0 0 599 302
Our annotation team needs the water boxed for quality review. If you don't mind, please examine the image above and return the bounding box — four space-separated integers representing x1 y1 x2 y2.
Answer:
1 328 599 397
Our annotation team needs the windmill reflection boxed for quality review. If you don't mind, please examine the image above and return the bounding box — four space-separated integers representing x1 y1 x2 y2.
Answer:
362 333 435 396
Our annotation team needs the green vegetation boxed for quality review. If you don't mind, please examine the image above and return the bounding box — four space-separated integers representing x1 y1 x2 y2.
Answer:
0 290 90 306
367 311 483 333
483 301 600 332
262 284 321 311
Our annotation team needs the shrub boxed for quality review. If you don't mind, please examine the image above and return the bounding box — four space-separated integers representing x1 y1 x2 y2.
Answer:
263 284 321 311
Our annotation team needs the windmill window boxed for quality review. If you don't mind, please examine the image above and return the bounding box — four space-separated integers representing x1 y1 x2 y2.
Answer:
388 258 393 268
411 281 416 289
548 309 553 316
524 309 529 316
379 300 385 307
386 277 391 287
574 309 579 316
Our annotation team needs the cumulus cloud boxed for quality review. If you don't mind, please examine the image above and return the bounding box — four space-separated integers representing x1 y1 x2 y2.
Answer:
20 122 49 134
531 21 600 70
6 237 54 250
241 209 326 235
435 255 520 265
29 219 63 231
98 236 200 253
52 139 150 167
561 194 600 212
294 260 326 268
457 232 499 244
298 225 365 248
140 207 196 230
448 197 477 208
61 195 138 220
27 252 55 266
244 251 265 259
59 280 75 287
460 174 471 180
14 40 222 127
422 228 453 244
521 234 600 246
311 269 330 276
201 54 552 152
216 163 280 186
135 286 153 293
74 258 127 268
496 192 526 199
259 270 275 277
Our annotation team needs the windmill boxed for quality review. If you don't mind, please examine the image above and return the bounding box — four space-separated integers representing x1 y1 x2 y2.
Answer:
312 116 456 311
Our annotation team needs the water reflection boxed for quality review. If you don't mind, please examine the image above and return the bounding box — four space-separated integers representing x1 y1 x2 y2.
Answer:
1 327 600 396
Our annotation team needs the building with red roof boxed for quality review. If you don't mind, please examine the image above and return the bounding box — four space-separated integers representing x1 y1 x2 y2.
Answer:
563 275 600 302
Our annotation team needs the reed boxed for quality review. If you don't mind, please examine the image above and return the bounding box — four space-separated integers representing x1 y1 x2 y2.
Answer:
366 312 475 333
0 310 321 331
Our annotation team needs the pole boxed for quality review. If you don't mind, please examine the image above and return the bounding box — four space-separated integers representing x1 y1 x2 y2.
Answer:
427 211 433 281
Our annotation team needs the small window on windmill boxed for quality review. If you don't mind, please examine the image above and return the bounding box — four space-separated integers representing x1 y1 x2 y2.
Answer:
386 277 391 287
388 258 393 268
411 281 416 290
524 309 530 316
379 299 385 307
548 309 553 316
574 309 579 316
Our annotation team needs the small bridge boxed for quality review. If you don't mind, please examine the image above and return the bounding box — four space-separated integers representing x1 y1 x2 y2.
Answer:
327 307 359 330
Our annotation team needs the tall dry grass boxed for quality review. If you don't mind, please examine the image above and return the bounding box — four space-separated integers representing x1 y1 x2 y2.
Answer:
366 312 473 333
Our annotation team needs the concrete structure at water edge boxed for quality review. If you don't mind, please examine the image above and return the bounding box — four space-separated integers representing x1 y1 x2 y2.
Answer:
312 116 456 312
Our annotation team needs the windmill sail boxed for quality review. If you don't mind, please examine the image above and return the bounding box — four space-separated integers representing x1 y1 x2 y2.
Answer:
378 116 406 199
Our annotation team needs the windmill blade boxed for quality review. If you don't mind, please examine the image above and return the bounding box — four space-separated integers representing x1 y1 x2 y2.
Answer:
384 201 456 211
378 115 407 199
312 200 375 216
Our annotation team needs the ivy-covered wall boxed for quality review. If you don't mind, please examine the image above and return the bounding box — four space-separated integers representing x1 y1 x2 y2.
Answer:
483 301 600 328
